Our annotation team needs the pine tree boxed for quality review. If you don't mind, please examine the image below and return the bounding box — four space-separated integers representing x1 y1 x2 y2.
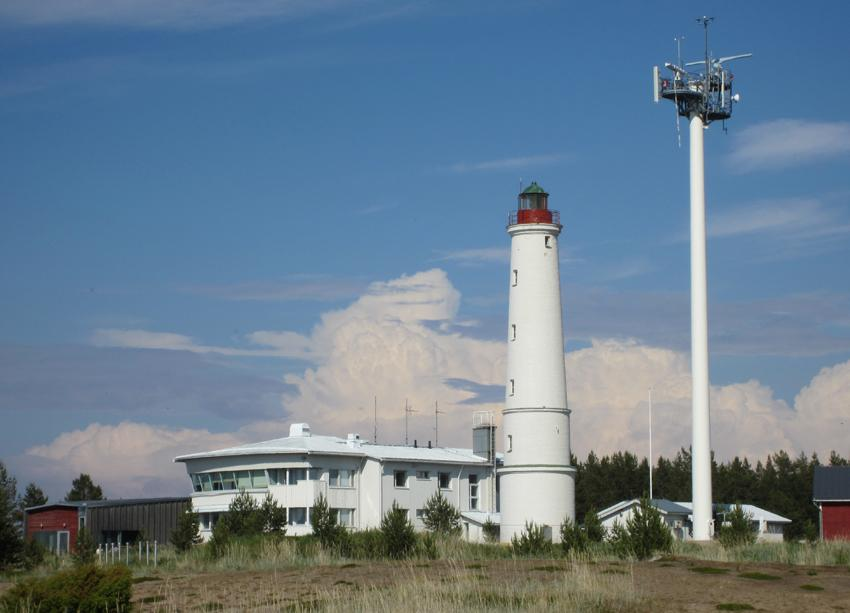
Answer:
0 461 22 570
66 474 104 501
421 491 461 536
310 494 342 548
380 502 415 559
170 501 201 552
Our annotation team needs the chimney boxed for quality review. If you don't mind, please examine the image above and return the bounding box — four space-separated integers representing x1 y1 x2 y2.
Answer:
428 441 432 449
414 439 418 448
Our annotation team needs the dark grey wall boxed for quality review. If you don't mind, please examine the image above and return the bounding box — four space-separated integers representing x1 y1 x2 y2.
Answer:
88 499 190 545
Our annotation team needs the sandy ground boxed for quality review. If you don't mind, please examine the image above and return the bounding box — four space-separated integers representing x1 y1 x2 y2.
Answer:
120 557 850 612
2 557 848 611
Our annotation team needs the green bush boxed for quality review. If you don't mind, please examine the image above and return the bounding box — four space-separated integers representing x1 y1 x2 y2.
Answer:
262 493 287 534
583 507 606 543
610 498 673 560
208 490 287 557
482 518 500 543
718 504 757 548
1 563 132 612
560 517 587 555
511 521 551 557
20 538 45 570
171 500 202 552
416 532 439 559
310 494 347 550
73 527 97 566
380 502 416 559
421 491 461 536
345 529 386 559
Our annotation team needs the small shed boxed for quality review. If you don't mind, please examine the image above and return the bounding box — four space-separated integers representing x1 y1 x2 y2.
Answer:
675 502 791 542
460 511 500 543
596 499 691 540
813 466 850 540
25 497 190 554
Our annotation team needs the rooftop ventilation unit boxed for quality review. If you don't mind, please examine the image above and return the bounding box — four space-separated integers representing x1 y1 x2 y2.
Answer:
289 423 311 437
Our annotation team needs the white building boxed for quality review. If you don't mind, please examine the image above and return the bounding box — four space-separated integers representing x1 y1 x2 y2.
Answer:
500 182 575 543
677 502 792 543
175 422 498 541
596 499 692 541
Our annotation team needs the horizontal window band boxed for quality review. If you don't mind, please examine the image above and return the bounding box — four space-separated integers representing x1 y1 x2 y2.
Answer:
499 465 577 474
503 407 571 415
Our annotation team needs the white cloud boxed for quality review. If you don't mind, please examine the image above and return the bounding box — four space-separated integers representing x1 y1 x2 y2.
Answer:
182 275 367 302
708 197 850 241
447 154 567 174
0 0 345 30
729 119 850 172
29 268 850 497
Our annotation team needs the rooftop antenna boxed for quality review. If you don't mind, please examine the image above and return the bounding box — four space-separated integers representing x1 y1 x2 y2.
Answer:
434 400 445 447
373 396 378 444
404 399 416 446
652 17 751 542
648 387 653 499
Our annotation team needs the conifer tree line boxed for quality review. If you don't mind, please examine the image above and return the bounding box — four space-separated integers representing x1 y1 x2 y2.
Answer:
573 448 848 541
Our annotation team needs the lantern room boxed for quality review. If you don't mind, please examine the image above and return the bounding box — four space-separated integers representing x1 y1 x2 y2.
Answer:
509 182 560 226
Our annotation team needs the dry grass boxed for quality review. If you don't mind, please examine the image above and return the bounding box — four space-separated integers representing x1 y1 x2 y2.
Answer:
671 539 850 567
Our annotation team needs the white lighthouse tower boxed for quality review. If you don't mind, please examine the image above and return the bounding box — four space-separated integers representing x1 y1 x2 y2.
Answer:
500 182 575 543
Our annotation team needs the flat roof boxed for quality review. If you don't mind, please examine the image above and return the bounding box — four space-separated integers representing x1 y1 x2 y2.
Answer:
813 466 850 501
174 433 492 466
26 497 189 513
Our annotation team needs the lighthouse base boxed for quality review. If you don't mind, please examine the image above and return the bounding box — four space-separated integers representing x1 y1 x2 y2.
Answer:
498 467 576 543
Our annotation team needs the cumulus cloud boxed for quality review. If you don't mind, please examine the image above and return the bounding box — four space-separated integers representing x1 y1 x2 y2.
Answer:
728 119 850 172
15 268 850 498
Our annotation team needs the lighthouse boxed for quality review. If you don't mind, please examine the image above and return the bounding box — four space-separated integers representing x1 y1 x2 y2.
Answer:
500 182 575 543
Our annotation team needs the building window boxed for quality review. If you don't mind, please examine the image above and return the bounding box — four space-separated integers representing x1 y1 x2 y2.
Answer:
512 269 518 286
211 473 224 491
288 468 306 485
268 469 283 485
415 508 426 520
221 472 237 490
394 470 408 488
416 470 430 480
469 474 479 510
251 470 268 488
545 236 551 248
438 472 451 489
335 508 354 527
309 468 323 481
236 471 252 489
509 379 515 396
507 435 513 453
329 469 353 488
511 324 516 341
288 507 307 525
191 474 202 492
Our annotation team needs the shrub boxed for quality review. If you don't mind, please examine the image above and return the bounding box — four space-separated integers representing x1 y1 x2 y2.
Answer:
610 498 672 560
262 493 287 534
584 507 606 543
421 491 461 536
718 504 757 548
20 538 45 570
220 489 265 537
560 517 587 555
1 563 132 612
310 494 346 550
511 521 551 556
345 529 385 559
171 500 202 552
416 532 439 559
380 502 416 559
73 527 97 565
482 518 500 543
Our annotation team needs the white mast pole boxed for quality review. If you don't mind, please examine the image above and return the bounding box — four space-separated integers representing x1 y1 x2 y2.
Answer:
689 111 713 541
648 387 653 500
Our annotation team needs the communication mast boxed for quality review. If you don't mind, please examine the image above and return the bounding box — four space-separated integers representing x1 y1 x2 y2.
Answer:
652 17 751 542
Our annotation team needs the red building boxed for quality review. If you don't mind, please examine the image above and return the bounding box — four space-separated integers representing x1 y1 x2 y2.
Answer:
25 497 190 555
813 466 850 540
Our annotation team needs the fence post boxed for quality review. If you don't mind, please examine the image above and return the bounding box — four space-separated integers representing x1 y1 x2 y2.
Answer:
138 541 142 565
146 541 150 566
154 541 158 567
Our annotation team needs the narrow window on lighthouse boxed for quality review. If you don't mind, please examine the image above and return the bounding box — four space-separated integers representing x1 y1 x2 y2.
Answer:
544 236 551 249
509 379 515 396
512 269 518 286
511 324 516 341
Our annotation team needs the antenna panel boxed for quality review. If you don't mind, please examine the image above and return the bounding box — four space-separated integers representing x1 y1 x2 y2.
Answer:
652 66 660 102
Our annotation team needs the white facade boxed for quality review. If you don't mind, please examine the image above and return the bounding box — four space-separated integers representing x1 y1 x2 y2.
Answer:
500 185 575 543
175 424 496 540
597 499 692 541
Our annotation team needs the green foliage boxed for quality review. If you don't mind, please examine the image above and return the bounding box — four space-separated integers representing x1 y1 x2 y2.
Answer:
482 518 500 543
262 492 287 534
717 504 757 548
421 491 461 536
583 507 606 543
171 500 202 552
0 461 22 570
21 538 46 570
416 532 439 559
310 494 346 549
609 498 673 560
344 528 386 559
1 563 132 612
20 482 48 511
66 473 104 501
511 521 551 557
73 527 97 565
380 502 416 559
559 517 587 555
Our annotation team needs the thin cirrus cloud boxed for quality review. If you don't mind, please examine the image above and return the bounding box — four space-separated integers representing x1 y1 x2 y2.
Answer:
728 119 850 172
0 0 350 30
182 275 367 302
446 153 568 174
433 247 510 265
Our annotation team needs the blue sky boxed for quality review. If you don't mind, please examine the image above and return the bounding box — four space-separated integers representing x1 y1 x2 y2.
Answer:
2 0 849 498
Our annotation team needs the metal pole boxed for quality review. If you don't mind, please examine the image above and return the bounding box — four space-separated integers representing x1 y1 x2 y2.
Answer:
154 541 158 567
146 541 150 565
648 387 654 500
138 541 142 564
690 110 713 541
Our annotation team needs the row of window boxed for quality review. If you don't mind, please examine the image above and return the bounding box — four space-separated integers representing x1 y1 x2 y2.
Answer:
191 468 354 493
199 507 355 530
394 470 455 489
